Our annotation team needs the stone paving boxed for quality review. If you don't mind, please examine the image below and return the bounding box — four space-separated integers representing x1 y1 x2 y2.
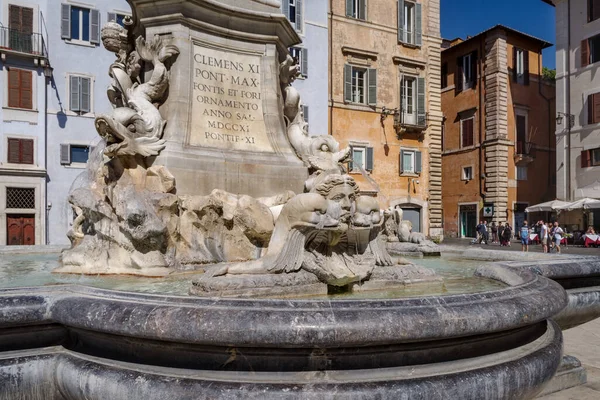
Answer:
442 237 600 256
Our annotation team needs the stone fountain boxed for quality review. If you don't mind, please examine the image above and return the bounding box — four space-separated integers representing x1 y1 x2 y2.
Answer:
0 1 599 399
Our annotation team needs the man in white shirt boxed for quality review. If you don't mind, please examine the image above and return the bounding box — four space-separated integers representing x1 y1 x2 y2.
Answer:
553 222 564 254
540 220 548 253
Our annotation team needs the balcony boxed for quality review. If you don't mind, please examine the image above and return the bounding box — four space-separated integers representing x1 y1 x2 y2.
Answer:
514 141 536 165
393 109 428 134
0 25 48 63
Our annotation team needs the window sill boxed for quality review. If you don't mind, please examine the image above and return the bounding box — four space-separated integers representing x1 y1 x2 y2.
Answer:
461 178 474 182
64 110 95 118
400 172 420 177
398 41 421 49
64 40 98 48
2 107 39 124
349 170 371 175
62 163 88 169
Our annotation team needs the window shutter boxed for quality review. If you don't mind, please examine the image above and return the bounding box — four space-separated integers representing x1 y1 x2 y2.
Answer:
60 144 71 165
282 0 289 19
8 69 20 108
398 0 405 43
21 139 34 164
301 48 308 77
513 47 518 82
593 93 600 123
107 12 117 23
470 51 477 89
367 68 377 106
582 39 590 68
346 0 353 17
9 5 22 32
415 151 422 174
366 147 374 171
295 0 303 31
589 94 595 124
399 150 404 175
20 70 33 110
344 64 353 103
81 77 91 113
582 150 592 168
523 50 530 85
303 105 309 125
348 146 354 171
21 7 33 34
456 57 463 92
91 9 100 44
441 63 448 88
415 3 422 46
61 4 71 40
7 139 21 163
417 77 426 126
70 76 81 112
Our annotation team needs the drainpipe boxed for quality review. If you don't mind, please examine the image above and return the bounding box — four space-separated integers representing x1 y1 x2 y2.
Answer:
566 0 572 200
328 0 333 137
538 51 555 198
478 37 485 206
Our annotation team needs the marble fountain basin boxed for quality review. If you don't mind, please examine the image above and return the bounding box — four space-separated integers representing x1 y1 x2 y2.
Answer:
0 251 575 400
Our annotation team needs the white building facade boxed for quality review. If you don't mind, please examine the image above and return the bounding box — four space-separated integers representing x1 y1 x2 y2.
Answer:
547 0 600 203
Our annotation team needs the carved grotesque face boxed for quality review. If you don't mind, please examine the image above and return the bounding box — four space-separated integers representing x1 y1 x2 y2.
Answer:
325 184 356 222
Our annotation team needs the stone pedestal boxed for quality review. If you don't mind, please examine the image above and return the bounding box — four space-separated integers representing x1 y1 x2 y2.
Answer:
130 0 308 197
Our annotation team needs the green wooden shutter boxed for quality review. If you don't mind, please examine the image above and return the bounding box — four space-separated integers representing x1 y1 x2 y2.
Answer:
456 56 463 92
513 47 518 82
346 0 353 17
398 0 404 43
415 151 422 174
91 9 100 44
81 77 91 113
417 77 426 126
301 48 308 77
70 76 80 112
366 147 374 171
282 0 289 19
344 64 353 103
470 51 478 89
415 3 422 46
303 105 309 130
60 144 71 165
296 0 303 32
523 50 530 85
399 150 404 175
61 4 71 39
368 68 377 106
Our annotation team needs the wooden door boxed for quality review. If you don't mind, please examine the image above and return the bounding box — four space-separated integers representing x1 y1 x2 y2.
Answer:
6 214 35 245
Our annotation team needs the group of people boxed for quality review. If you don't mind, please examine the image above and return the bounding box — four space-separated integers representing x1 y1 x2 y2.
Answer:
473 219 565 253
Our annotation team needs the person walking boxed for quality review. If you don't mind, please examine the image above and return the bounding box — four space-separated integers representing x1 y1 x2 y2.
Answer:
491 222 498 244
520 220 530 252
502 223 512 247
540 220 548 253
483 221 490 244
553 222 564 254
476 221 488 245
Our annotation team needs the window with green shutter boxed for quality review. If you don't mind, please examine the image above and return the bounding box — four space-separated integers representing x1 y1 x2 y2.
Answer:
61 4 100 44
347 0 366 20
69 75 92 114
344 65 376 106
398 1 422 46
282 0 303 32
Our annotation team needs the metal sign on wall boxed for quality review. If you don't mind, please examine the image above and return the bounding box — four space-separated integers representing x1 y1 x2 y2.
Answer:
483 204 494 217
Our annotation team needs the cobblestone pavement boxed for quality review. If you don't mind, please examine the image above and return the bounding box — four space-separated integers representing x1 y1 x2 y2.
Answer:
441 237 600 256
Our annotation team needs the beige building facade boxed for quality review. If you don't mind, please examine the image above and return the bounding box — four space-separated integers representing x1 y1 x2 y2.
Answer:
329 0 443 238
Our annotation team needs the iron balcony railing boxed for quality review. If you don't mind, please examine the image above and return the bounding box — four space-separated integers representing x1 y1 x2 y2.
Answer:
516 141 536 158
393 109 428 129
0 26 48 58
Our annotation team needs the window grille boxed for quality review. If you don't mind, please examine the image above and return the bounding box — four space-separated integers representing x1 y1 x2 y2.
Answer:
6 187 35 209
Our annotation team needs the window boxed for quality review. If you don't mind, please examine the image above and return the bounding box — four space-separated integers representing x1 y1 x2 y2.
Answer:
349 146 374 172
398 1 421 46
60 144 91 165
344 65 377 106
302 105 309 131
456 51 477 92
8 5 34 53
290 47 308 77
588 92 600 124
513 48 529 85
400 75 426 126
6 187 35 209
69 75 92 113
401 76 415 118
346 0 366 20
516 112 527 153
7 68 33 110
589 0 600 23
282 0 303 32
441 63 448 89
462 166 473 181
399 149 422 175
517 166 528 181
582 34 600 67
107 12 128 27
581 148 600 167
7 138 34 164
61 4 100 44
460 117 474 148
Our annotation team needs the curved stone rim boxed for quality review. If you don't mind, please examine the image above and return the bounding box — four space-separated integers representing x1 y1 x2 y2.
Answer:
0 320 562 400
0 264 567 347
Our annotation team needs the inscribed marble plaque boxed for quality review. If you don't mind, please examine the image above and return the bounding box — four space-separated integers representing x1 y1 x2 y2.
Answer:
189 44 273 152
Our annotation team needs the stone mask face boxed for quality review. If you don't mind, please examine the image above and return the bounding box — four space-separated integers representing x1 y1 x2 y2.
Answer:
325 184 356 222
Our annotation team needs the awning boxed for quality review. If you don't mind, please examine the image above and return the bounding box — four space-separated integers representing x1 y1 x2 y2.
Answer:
525 200 570 213
556 198 600 211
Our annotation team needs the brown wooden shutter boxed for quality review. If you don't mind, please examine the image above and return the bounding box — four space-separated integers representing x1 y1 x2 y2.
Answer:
441 63 448 88
589 94 594 124
21 139 34 164
462 119 474 147
7 139 21 163
582 150 592 168
456 57 463 93
9 5 22 31
582 39 590 67
523 50 530 85
593 93 600 123
8 69 20 108
19 70 32 109
471 51 478 89
21 7 33 35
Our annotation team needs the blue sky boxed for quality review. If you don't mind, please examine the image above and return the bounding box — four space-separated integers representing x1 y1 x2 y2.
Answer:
441 0 556 69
